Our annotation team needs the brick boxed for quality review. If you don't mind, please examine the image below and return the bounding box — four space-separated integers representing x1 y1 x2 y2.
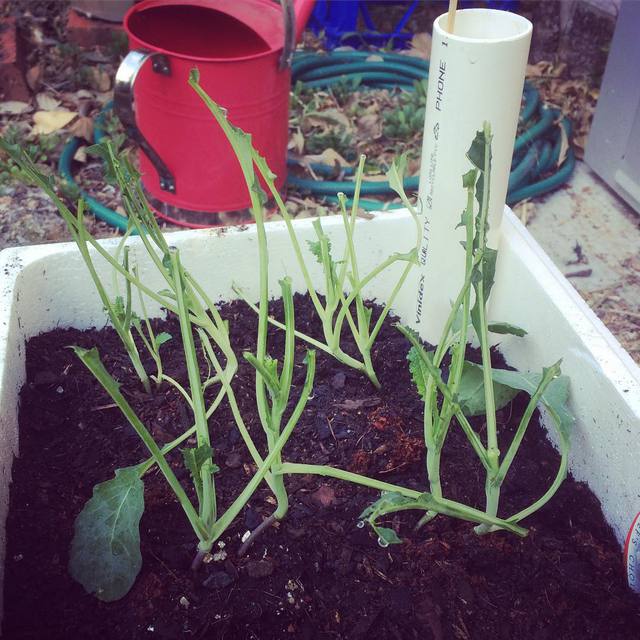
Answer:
66 9 124 48
0 16 29 101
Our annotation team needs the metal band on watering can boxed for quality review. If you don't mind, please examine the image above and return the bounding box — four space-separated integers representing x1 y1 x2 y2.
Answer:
114 0 306 226
114 50 175 193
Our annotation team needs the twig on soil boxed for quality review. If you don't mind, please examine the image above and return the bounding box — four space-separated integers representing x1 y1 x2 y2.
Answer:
237 514 278 557
564 268 593 278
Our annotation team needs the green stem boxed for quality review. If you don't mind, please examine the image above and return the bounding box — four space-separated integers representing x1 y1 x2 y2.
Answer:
170 249 216 528
201 351 316 550
73 346 207 541
197 329 274 491
73 202 151 393
507 444 568 524
137 425 197 476
276 462 421 498
161 374 194 410
496 363 561 485
474 123 500 526
422 175 477 514
276 463 527 536
233 286 369 373
367 257 416 349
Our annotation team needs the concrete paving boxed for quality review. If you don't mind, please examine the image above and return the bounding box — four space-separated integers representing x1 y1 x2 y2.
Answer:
517 160 640 362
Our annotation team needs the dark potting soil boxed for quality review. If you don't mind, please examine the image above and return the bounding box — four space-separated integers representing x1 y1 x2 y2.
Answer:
3 295 640 639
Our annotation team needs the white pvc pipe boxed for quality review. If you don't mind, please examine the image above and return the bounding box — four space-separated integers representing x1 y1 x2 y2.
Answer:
416 9 532 342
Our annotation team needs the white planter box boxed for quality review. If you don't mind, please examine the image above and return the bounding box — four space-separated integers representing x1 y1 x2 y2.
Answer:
1 209 639 611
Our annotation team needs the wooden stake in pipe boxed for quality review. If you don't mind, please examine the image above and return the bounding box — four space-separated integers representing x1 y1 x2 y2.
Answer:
447 0 458 34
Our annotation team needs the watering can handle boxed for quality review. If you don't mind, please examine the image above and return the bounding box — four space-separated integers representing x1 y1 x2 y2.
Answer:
279 0 295 70
114 50 176 194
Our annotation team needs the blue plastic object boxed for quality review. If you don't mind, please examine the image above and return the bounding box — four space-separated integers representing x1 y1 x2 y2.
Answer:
310 1 521 50
309 0 419 50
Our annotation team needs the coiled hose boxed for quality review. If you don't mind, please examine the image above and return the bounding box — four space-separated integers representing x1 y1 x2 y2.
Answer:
289 50 575 209
59 49 575 229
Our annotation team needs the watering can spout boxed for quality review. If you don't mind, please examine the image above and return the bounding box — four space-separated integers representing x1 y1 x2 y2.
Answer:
293 0 315 42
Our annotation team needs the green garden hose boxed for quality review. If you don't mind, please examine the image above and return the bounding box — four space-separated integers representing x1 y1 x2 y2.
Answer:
59 134 132 233
289 50 576 208
58 50 575 227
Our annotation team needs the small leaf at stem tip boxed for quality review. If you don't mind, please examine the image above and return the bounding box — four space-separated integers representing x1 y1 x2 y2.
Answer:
462 168 478 189
470 248 497 337
374 526 402 546
154 332 172 348
406 344 433 401
487 322 528 338
250 176 268 208
456 209 471 230
189 67 200 84
385 153 408 198
69 467 144 601
359 491 413 520
466 129 490 172
306 239 322 262
182 444 214 499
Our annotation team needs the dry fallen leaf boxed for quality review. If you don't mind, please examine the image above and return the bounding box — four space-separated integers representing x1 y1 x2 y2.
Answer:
32 110 77 135
357 113 382 139
302 148 350 168
0 101 32 115
305 108 352 132
406 32 432 60
288 128 305 154
557 121 570 167
26 64 43 92
73 145 87 163
335 397 380 411
311 485 336 508
526 60 566 79
94 91 114 105
90 67 112 92
36 93 61 111
29 25 44 45
69 115 94 142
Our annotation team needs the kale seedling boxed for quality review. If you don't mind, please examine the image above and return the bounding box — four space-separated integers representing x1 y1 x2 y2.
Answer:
384 123 573 535
189 72 421 388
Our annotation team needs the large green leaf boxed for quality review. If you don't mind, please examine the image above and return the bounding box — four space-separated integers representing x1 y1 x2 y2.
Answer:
490 367 574 437
460 362 574 436
69 467 144 602
457 361 519 416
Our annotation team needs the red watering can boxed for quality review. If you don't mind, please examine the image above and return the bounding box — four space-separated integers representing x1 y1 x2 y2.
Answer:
114 0 315 227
